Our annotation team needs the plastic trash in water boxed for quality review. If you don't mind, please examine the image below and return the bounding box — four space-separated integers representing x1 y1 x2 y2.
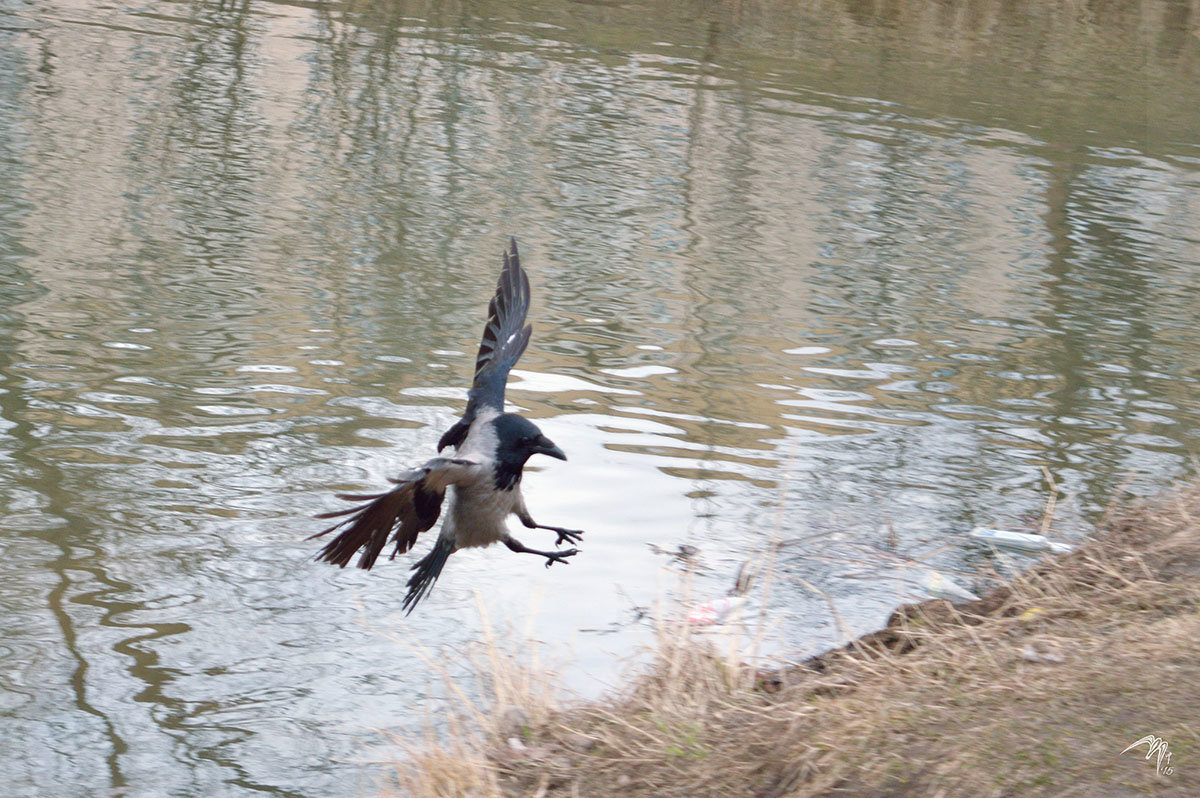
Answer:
969 527 1073 555
686 596 748 626
882 566 979 602
917 569 980 602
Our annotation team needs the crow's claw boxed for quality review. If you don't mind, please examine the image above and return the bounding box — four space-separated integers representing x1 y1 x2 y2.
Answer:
555 528 584 546
544 548 579 568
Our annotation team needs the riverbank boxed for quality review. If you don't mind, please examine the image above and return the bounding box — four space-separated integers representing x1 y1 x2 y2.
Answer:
390 484 1200 796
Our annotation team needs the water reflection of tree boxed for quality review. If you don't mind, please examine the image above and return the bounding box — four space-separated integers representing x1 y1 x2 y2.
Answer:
1 25 144 798
318 0 1200 512
1036 142 1198 506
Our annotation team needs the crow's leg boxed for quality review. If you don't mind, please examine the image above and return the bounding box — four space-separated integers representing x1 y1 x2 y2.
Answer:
516 509 585 546
503 536 579 567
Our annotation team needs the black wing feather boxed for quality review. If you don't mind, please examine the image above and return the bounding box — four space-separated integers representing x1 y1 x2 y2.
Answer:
308 458 469 570
438 238 532 451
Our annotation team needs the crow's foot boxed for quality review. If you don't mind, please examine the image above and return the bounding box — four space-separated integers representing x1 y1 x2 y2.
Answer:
554 528 584 546
543 548 579 568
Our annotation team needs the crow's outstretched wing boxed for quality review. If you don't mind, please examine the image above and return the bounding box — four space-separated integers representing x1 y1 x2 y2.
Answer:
438 238 532 451
308 457 476 570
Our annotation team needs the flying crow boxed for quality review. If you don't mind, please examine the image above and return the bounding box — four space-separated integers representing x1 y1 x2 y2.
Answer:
309 239 583 613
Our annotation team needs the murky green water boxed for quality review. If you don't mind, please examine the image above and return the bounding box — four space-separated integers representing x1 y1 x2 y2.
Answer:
1 0 1198 793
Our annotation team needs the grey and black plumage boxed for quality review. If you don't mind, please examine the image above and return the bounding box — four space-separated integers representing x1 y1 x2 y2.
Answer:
308 238 584 613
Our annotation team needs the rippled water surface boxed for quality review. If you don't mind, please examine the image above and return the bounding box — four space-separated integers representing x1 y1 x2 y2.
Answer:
2 0 1199 794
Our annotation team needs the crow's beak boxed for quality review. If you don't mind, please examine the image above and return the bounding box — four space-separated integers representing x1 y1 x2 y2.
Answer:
533 437 567 461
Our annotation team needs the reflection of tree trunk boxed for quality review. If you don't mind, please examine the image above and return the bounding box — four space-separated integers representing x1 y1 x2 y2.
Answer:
680 18 726 527
1038 144 1093 492
1157 0 1193 58
431 6 472 283
0 285 132 790
1036 142 1158 504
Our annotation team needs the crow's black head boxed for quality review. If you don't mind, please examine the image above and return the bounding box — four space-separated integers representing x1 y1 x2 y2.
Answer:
491 413 566 490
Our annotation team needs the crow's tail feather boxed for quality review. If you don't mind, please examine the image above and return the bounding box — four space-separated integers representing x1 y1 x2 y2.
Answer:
403 537 454 614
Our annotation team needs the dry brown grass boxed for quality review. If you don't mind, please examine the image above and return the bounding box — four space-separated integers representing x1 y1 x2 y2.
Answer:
386 483 1200 797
